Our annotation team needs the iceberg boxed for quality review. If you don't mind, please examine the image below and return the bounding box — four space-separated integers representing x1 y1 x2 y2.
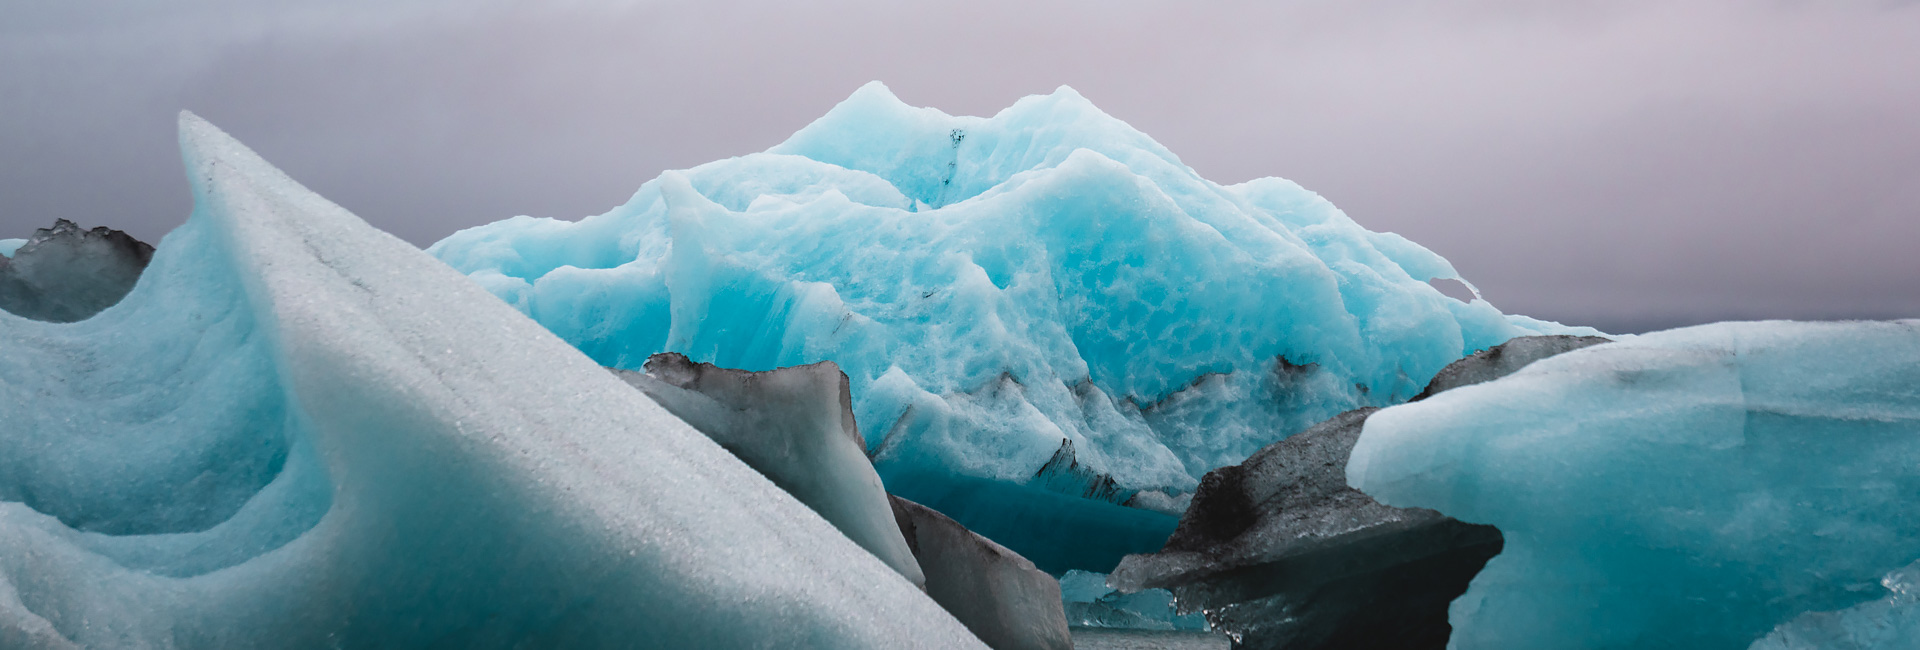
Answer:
0 113 985 648
431 82 1592 570
0 220 154 323
1349 320 1920 649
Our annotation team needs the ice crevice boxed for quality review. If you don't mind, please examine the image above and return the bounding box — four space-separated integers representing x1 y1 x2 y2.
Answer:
0 112 986 648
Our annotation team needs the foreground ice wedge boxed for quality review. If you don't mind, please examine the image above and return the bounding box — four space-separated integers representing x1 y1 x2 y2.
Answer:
0 113 984 649
1349 320 1920 649
431 82 1592 570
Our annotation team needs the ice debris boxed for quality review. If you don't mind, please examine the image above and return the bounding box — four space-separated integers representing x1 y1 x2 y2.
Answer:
430 81 1595 571
1350 320 1920 649
609 352 925 587
0 112 986 649
1060 570 1208 631
0 220 154 322
1109 335 1606 649
892 495 1073 650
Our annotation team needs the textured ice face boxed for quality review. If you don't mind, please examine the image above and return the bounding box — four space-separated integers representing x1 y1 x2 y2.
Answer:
430 82 1592 570
1350 320 1920 649
0 113 985 649
0 220 154 323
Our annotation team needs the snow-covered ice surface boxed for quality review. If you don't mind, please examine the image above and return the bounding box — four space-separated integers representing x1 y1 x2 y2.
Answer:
1349 320 1920 649
431 82 1592 571
0 113 985 649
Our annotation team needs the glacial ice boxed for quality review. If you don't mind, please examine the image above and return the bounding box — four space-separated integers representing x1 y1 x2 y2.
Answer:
0 113 986 648
891 495 1073 650
0 220 155 322
610 353 925 587
430 82 1593 570
1349 320 1920 649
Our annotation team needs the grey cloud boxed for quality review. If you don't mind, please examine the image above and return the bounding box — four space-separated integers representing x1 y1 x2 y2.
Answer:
1 0 1916 332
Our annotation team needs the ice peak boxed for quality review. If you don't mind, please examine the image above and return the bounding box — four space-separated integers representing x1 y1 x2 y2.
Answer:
772 82 1182 208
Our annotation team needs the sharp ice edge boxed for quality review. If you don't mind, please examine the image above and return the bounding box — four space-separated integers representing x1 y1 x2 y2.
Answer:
0 112 985 649
429 82 1596 571
1350 320 1920 649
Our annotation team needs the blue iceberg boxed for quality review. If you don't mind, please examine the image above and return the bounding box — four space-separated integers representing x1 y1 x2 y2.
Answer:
430 83 1591 571
0 114 984 648
1349 320 1920 649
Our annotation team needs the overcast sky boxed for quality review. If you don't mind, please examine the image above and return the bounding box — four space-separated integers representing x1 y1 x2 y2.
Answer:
3 0 1916 332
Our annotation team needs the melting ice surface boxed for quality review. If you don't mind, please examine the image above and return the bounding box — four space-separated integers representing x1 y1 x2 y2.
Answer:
1349 320 1920 649
0 113 983 649
431 82 1593 570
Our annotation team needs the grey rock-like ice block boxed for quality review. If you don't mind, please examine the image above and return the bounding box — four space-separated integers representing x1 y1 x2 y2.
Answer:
610 353 925 587
1111 335 1609 649
1411 334 1611 400
892 495 1072 650
0 219 154 322
1111 409 1501 650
